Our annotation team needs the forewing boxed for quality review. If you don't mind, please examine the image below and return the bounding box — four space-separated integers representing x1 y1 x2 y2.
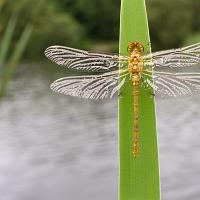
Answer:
144 42 200 68
50 69 129 100
45 45 128 72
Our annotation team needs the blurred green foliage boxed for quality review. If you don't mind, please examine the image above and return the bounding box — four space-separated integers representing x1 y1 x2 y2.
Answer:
147 0 200 50
55 0 120 40
1 0 200 61
53 0 200 52
25 3 85 59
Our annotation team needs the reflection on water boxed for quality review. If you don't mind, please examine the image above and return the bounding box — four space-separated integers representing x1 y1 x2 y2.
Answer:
0 64 200 200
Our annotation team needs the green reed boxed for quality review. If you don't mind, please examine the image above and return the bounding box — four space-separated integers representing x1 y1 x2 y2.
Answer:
0 0 45 97
118 0 160 199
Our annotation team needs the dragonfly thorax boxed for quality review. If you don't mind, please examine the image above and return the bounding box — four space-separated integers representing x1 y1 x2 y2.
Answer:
128 52 143 74
127 42 144 75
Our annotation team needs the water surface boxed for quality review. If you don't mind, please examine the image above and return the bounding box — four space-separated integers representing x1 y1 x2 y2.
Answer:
0 64 200 200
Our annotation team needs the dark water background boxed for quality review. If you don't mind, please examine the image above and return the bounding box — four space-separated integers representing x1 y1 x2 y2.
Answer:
0 64 200 200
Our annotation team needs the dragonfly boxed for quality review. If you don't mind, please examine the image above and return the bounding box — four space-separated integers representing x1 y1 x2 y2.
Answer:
45 41 200 158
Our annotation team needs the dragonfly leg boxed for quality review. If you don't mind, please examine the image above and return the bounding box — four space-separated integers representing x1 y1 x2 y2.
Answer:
146 41 152 47
149 91 155 97
118 89 127 97
118 91 123 97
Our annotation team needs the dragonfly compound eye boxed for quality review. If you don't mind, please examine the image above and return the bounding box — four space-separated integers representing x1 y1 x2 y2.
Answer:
127 41 144 54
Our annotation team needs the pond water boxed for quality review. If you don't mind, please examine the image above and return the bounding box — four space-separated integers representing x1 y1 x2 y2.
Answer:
0 63 200 200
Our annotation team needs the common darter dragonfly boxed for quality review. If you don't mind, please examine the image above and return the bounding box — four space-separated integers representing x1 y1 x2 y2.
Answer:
45 41 200 158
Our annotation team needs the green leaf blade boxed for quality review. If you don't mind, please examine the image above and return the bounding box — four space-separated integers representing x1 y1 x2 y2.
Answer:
119 0 160 200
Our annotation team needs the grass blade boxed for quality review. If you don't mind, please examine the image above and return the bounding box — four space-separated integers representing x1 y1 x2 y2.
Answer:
0 24 33 97
0 13 17 68
8 24 33 67
118 0 160 199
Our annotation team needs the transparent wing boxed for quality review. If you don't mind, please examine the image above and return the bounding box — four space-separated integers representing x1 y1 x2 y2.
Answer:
143 69 200 97
50 69 129 100
144 42 200 68
45 45 128 72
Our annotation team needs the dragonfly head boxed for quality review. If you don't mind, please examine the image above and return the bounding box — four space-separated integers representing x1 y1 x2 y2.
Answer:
127 41 144 55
